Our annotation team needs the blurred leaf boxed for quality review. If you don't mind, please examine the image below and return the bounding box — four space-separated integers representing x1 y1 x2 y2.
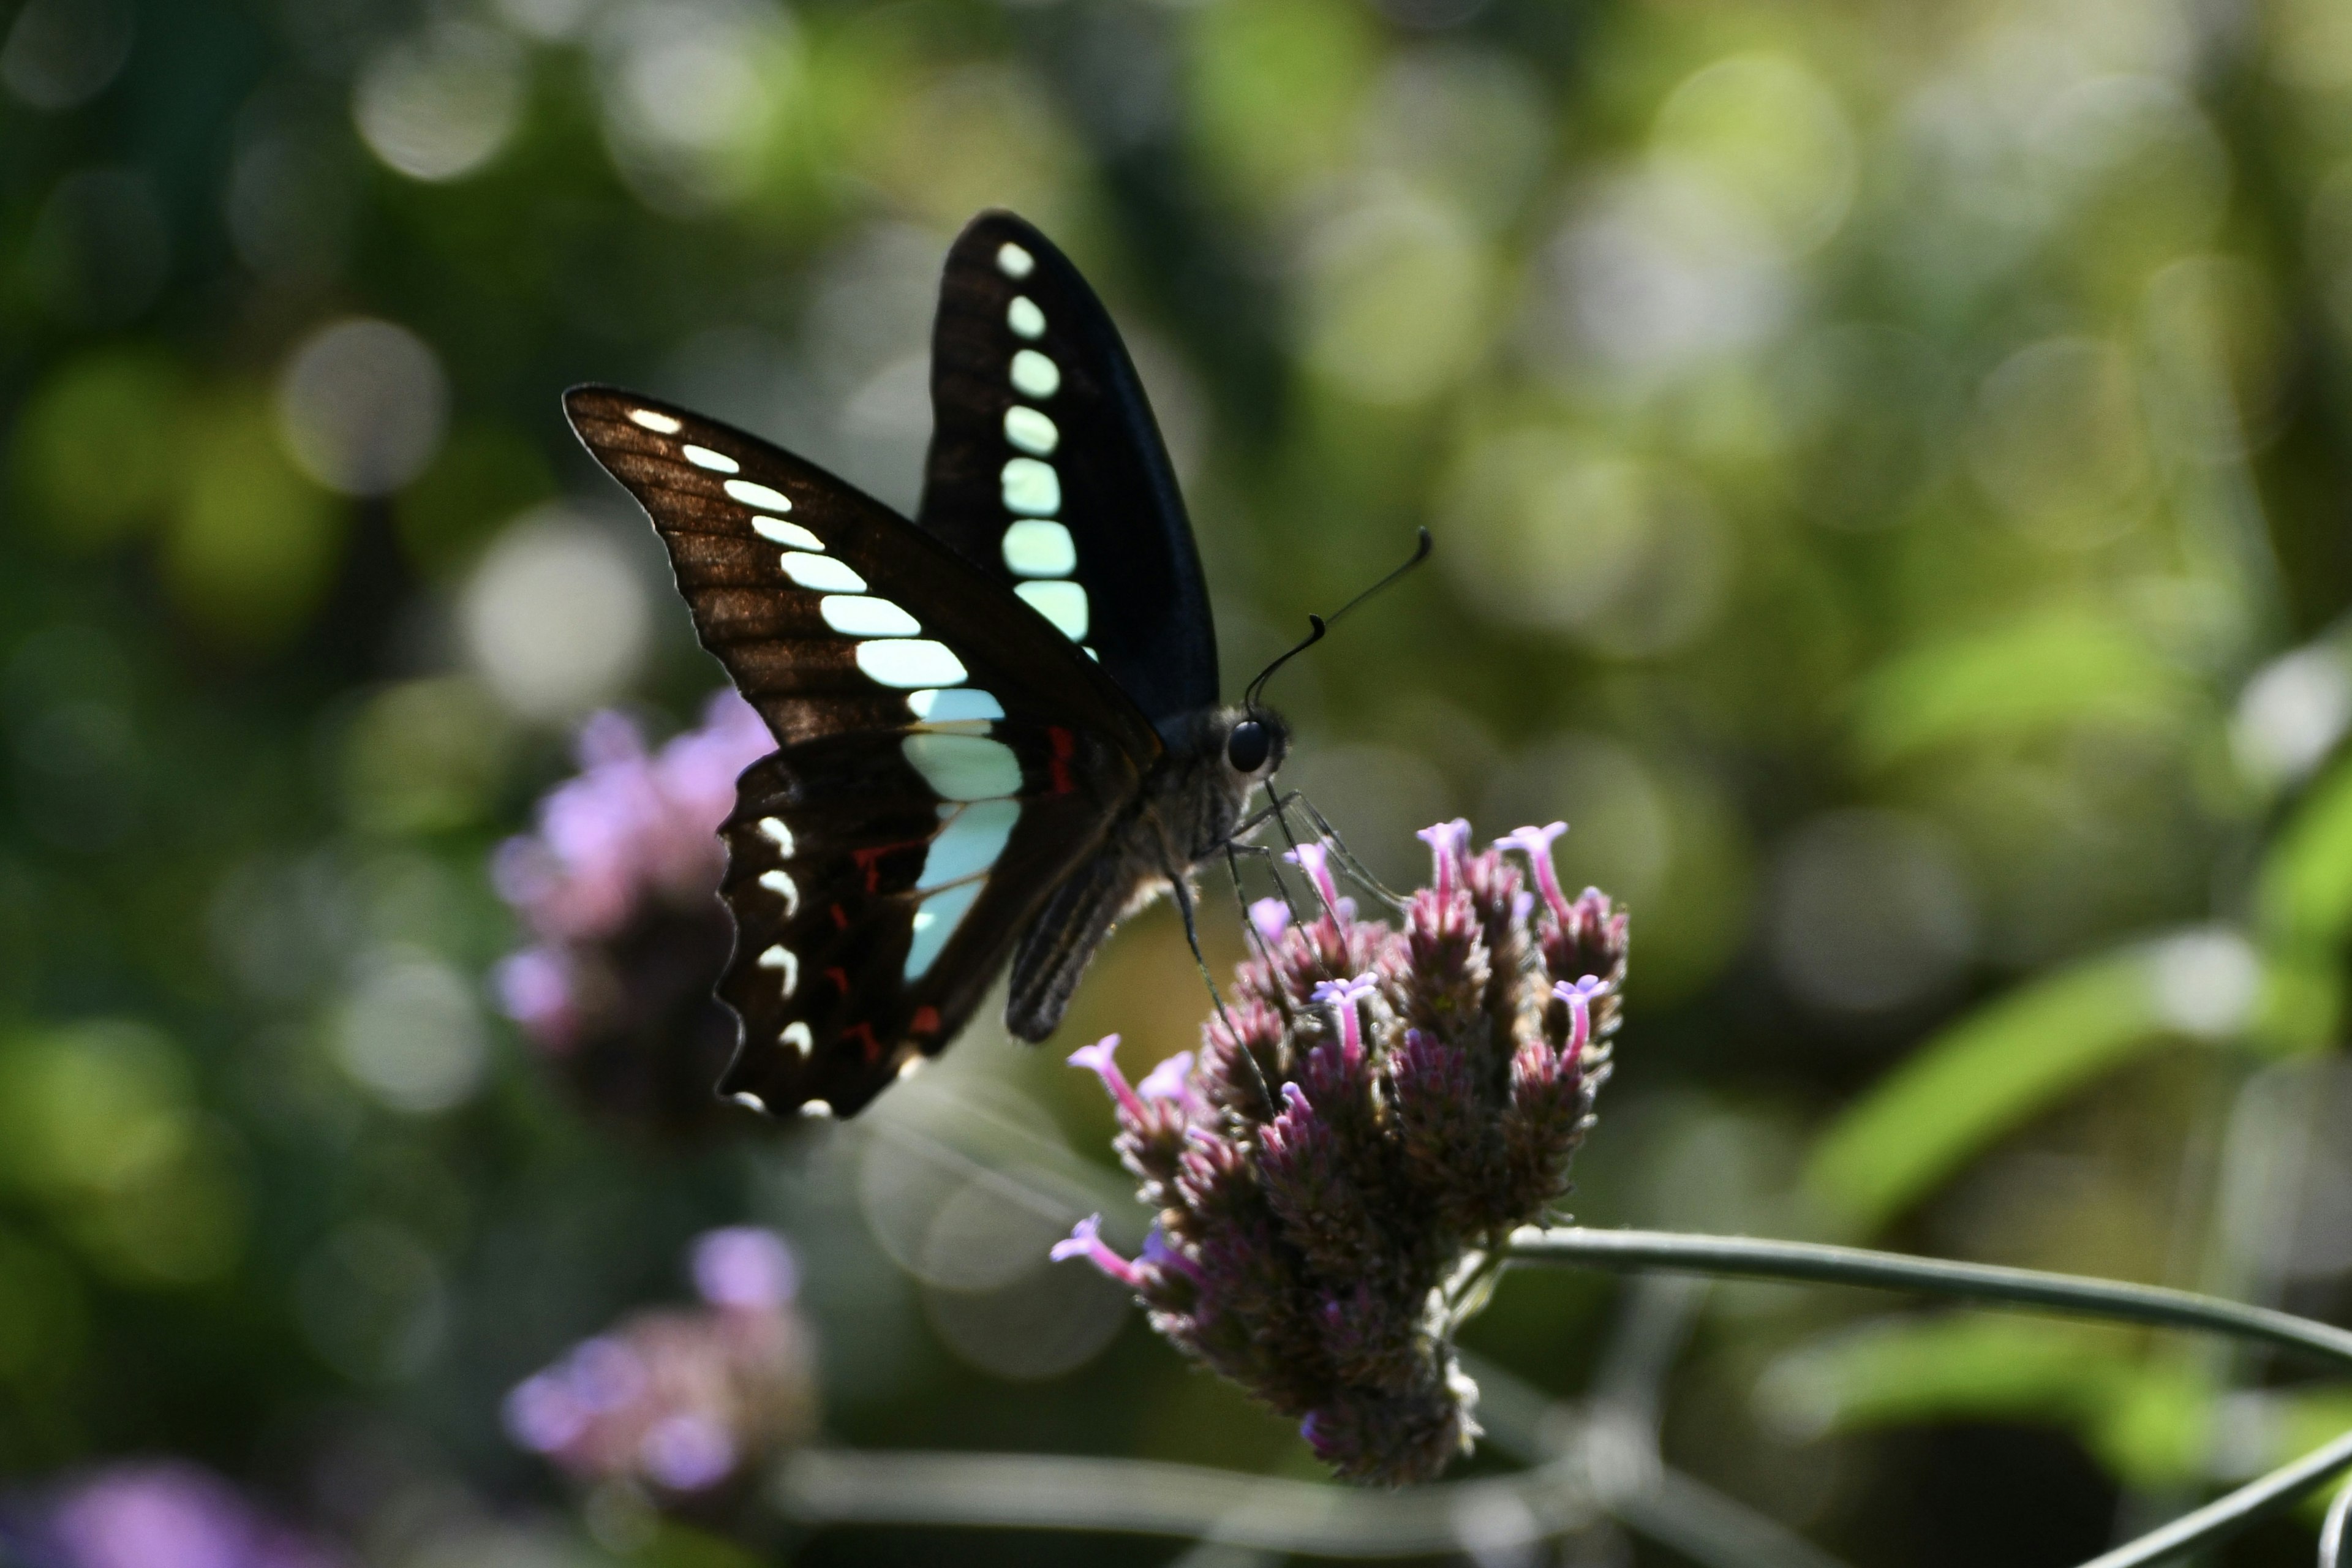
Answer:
2272 1387 2352 1523
1766 1315 2129 1430
0 1021 247 1287
1851 609 2188 767
1763 1316 2207 1488
0 1224 86 1389
626 1520 769 1568
391 423 556 578
10 348 186 552
1185 0 1378 213
1807 931 2297 1231
162 390 344 649
338 677 514 835
2256 758 2352 951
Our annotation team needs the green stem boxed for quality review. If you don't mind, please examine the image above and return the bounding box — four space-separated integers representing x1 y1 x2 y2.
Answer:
1507 1226 2352 1566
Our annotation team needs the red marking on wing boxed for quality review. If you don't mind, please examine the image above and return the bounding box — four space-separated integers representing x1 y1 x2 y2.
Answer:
843 1021 882 1062
829 903 850 931
1047 726 1076 795
851 838 927 892
910 1005 941 1036
825 965 852 997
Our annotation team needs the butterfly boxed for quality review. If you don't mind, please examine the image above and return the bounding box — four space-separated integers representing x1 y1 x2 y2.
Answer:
564 211 1288 1120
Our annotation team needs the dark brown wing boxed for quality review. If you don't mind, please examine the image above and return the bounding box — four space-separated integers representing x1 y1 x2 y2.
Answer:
564 385 1164 1117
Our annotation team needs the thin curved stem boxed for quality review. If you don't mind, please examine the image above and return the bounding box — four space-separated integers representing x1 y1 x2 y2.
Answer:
1509 1226 2352 1567
2079 1425 2352 1568
2321 1476 2352 1568
773 1449 1601 1558
1506 1227 2352 1372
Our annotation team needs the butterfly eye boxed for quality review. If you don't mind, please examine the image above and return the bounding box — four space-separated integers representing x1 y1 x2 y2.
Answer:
1226 720 1271 774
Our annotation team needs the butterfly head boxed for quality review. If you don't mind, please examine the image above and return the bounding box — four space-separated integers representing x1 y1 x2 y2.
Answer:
1223 710 1287 781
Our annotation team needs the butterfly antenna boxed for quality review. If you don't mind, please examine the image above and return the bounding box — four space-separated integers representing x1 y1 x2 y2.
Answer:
1243 528 1432 712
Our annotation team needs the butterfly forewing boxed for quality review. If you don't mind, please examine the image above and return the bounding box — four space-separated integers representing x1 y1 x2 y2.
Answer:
564 385 1161 1115
918 211 1220 743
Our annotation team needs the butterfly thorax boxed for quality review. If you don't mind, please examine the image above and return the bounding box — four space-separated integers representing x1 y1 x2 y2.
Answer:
1003 703 1286 1039
1140 703 1290 869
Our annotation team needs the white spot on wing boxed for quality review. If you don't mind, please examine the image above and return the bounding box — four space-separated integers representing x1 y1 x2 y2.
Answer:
752 516 822 550
758 816 795 855
1007 296 1046 339
779 552 867 592
725 479 792 510
996 241 1035 278
856 640 969 688
728 1090 768 1113
782 1020 812 1058
758 944 799 997
758 867 799 915
1004 405 1058 456
820 595 921 637
902 733 1023 801
897 1056 925 1080
800 1099 834 1118
918 798 1020 890
1016 579 1090 641
683 443 739 473
629 409 683 434
1001 519 1076 578
907 688 1005 723
1000 457 1061 517
1011 349 1060 399
905 880 987 978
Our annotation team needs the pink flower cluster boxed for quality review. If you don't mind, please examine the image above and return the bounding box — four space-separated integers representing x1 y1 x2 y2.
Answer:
491 691 772 1050
487 692 774 1134
502 1227 815 1499
1055 823 1628 1485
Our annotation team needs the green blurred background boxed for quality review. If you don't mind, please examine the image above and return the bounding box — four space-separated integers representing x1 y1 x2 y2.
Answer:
10 0 2352 1561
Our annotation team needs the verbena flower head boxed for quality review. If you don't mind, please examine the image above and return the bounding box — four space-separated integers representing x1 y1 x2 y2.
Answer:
502 1226 817 1502
1 1460 348 1568
1052 821 1628 1486
489 691 773 1135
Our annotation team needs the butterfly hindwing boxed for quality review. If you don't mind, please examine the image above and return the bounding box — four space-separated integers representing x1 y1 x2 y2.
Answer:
918 211 1220 743
563 385 1161 1115
715 731 1134 1117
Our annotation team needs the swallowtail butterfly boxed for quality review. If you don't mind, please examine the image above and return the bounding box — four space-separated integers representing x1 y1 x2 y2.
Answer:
565 212 1286 1120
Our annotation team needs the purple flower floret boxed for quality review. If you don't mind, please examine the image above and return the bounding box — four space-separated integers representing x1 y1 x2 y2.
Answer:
1050 1213 1148 1289
1051 820 1630 1487
7 1461 349 1568
1247 896 1292 946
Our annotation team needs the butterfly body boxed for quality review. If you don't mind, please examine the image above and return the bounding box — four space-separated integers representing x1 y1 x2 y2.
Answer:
564 213 1281 1118
1005 701 1285 1041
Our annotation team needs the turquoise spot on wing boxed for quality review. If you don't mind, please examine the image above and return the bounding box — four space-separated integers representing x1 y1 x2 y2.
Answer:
905 880 986 978
1001 519 1076 578
901 733 1023 800
918 799 1020 891
1015 579 1090 641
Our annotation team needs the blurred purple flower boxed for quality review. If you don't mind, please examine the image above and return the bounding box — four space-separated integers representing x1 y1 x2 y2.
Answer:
691 1226 798 1311
489 690 774 1136
1052 821 1629 1487
502 1225 816 1500
4 1461 346 1568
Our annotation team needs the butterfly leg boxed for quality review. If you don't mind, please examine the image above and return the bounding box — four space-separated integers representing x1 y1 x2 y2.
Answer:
1170 861 1276 1118
1239 787 1411 912
1284 791 1412 910
1224 839 1314 940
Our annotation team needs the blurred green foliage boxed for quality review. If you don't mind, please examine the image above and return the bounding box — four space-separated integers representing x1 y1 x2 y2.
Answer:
9 0 2352 1561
